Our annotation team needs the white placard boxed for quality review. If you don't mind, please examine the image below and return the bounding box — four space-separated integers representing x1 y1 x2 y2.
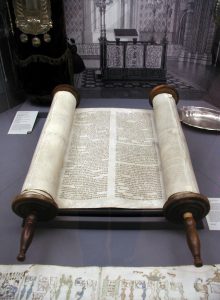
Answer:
206 198 220 230
8 111 38 134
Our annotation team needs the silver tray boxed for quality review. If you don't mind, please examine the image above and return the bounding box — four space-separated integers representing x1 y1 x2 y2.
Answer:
178 106 220 131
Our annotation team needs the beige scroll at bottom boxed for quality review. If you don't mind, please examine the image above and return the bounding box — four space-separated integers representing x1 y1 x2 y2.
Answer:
12 84 80 261
149 85 210 267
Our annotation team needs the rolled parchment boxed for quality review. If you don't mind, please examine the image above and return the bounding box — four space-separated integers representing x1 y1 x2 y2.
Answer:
13 85 80 220
149 85 210 267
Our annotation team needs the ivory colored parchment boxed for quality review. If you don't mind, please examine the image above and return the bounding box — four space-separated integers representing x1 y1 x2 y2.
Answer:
21 91 77 200
56 108 165 209
153 93 199 199
20 92 200 210
0 264 220 299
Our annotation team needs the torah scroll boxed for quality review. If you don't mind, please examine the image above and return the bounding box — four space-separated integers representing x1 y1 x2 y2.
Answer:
12 84 210 264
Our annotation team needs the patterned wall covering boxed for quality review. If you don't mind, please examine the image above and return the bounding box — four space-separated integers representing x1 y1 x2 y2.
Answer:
137 0 175 36
64 0 84 43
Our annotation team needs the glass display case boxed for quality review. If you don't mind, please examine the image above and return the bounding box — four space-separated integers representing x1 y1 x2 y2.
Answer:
0 1 220 281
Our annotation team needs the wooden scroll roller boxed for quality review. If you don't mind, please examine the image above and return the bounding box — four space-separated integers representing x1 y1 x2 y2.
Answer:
149 85 210 267
12 84 80 261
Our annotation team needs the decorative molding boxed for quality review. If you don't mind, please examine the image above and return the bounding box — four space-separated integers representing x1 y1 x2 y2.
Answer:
106 44 124 68
125 44 144 68
14 48 71 67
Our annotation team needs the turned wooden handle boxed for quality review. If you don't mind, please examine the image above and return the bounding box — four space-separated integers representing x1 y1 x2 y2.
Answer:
17 213 37 261
183 212 203 267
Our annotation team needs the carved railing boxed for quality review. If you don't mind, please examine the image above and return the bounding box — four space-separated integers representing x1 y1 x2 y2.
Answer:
75 41 167 81
101 40 167 81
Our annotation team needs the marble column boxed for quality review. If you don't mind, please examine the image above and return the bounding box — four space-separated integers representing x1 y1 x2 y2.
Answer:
131 0 138 31
124 0 132 28
83 0 93 43
120 0 125 28
129 0 134 28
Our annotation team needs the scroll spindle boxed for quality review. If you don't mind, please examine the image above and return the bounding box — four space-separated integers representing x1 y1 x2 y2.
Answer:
17 213 37 261
183 212 203 267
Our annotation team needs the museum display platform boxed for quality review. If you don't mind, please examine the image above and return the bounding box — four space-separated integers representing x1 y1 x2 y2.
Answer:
0 96 220 267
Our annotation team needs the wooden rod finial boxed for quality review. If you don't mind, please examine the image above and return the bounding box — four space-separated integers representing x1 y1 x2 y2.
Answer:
17 213 37 261
183 212 203 267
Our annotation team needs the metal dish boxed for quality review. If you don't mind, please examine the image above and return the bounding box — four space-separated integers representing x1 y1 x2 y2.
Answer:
178 106 220 131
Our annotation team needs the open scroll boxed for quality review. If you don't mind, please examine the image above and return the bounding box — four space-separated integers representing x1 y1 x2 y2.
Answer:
12 84 210 265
